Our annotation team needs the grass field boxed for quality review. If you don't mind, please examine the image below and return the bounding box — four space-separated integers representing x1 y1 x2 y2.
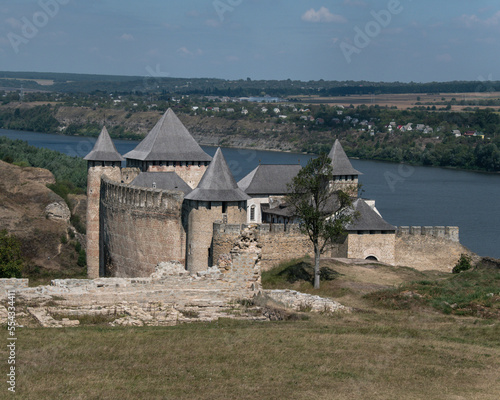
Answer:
2 260 500 399
292 92 500 111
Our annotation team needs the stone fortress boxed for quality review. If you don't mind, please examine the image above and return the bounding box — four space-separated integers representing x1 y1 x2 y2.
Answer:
0 108 473 328
85 108 469 280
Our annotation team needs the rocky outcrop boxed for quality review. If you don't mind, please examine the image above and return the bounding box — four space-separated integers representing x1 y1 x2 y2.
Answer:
45 202 71 221
0 160 77 271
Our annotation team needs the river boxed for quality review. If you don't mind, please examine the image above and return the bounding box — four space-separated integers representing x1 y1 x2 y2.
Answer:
1 128 499 259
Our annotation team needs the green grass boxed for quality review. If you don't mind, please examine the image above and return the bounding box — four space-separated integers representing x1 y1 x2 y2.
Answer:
366 268 500 318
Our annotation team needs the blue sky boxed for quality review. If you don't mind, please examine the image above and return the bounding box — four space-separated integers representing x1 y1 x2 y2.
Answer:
1 0 499 82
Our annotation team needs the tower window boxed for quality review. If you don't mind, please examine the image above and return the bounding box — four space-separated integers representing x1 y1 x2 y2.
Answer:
250 205 256 221
222 202 227 214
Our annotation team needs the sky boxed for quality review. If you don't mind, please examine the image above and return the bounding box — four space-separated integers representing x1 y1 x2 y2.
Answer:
0 0 499 82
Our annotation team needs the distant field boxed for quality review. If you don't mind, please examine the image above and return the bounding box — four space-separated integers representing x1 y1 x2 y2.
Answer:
292 92 500 110
0 77 54 86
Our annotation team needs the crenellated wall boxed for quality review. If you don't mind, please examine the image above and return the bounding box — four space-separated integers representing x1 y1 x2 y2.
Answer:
214 223 468 271
396 226 459 242
100 177 186 277
395 226 468 271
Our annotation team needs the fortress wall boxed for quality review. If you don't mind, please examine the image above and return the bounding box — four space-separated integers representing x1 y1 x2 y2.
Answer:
147 164 208 189
120 167 141 184
213 224 313 271
395 226 468 271
100 177 186 278
347 234 396 264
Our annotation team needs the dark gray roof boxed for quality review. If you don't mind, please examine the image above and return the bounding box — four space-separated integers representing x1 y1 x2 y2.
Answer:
130 172 192 195
238 164 302 195
261 203 295 217
123 108 212 162
346 199 396 232
84 126 124 162
185 148 250 202
328 139 362 176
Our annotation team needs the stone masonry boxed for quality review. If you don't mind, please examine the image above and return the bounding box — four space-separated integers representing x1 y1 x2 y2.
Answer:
100 177 186 277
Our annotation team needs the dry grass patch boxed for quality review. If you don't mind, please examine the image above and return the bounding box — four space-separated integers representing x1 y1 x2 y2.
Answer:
3 259 499 399
4 313 499 400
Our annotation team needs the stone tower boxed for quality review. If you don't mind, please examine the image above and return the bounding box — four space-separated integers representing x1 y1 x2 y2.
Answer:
328 139 362 196
123 108 212 189
184 148 250 273
84 126 124 278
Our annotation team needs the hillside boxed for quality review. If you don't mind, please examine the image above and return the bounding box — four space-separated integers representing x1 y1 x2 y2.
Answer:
0 160 86 281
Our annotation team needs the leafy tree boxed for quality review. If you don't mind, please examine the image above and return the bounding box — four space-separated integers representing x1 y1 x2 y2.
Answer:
0 230 23 278
286 154 356 289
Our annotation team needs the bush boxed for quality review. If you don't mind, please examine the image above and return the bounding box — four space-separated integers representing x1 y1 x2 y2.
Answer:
70 214 86 234
0 230 23 278
77 249 86 267
453 254 473 274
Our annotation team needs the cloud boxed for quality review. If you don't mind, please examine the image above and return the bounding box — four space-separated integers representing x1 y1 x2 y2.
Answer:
120 33 134 41
205 19 220 28
177 47 203 57
459 11 500 28
5 17 21 29
436 53 452 63
301 7 346 23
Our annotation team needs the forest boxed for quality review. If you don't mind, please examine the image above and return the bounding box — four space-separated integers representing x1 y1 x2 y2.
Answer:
2 70 500 96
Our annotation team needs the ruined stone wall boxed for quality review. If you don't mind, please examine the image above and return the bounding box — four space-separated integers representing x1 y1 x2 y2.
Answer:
213 224 313 271
185 202 247 273
347 233 396 264
147 164 208 189
100 177 186 278
395 226 467 271
86 165 122 279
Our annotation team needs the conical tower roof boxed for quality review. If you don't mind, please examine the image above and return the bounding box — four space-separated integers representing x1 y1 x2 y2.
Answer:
328 139 362 176
84 126 124 162
185 148 250 202
123 108 212 162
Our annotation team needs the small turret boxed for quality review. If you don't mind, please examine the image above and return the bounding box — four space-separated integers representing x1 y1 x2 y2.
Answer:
84 126 124 278
328 139 362 196
184 148 249 272
84 126 124 166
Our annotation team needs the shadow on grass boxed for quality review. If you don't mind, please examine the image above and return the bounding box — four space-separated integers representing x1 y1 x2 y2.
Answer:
262 256 343 287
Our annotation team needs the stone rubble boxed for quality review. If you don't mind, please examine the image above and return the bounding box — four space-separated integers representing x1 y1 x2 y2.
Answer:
263 289 351 313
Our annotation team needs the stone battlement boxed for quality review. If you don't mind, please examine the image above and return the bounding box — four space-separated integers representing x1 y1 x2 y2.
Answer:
214 223 302 235
101 176 184 211
397 226 459 242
